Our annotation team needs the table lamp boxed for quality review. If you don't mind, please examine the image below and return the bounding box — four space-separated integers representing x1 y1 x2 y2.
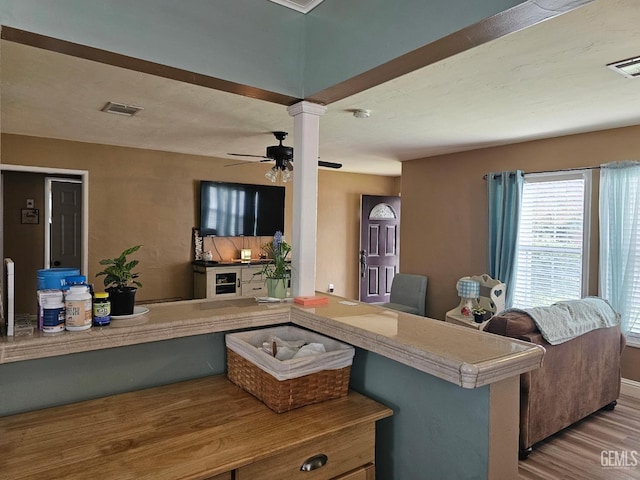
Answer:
456 278 480 317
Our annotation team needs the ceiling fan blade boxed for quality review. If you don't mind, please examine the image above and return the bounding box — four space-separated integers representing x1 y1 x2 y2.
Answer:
318 160 342 169
224 161 254 167
227 153 270 159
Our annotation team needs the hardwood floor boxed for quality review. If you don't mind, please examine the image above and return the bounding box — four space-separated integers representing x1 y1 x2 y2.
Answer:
519 394 640 479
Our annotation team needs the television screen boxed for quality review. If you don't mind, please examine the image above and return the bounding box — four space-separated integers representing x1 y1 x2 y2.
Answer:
199 181 285 236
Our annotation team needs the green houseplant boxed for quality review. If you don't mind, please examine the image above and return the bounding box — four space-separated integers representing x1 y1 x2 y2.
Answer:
471 305 487 324
259 232 291 299
96 245 142 316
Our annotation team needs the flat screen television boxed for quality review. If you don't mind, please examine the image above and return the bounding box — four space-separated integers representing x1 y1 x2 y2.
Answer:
199 181 285 236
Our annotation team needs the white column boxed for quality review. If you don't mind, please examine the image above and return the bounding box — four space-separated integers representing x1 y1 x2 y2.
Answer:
287 101 327 297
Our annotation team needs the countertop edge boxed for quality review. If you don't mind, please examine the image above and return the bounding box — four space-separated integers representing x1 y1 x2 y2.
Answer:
290 307 544 388
1 297 544 388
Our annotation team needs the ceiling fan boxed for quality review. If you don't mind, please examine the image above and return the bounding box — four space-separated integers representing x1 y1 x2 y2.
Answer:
227 131 342 183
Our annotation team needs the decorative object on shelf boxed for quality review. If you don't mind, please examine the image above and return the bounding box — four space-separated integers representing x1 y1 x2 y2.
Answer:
259 231 291 299
192 228 203 260
472 306 487 323
96 245 143 316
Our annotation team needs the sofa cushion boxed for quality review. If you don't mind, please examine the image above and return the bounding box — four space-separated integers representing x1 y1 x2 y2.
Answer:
485 310 538 337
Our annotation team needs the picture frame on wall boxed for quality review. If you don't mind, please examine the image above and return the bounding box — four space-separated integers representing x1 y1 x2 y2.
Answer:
21 208 39 224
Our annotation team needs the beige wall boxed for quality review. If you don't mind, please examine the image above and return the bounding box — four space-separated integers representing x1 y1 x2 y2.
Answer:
401 124 640 380
317 170 400 299
2 134 398 311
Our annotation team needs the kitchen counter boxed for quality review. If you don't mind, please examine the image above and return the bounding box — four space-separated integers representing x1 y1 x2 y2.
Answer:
0 295 542 389
0 294 539 479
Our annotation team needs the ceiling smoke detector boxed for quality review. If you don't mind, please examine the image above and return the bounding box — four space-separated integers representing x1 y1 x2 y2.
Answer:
101 101 144 116
353 109 371 119
607 56 640 79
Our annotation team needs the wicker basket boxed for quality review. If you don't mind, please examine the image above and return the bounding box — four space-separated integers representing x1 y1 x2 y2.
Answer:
225 326 354 413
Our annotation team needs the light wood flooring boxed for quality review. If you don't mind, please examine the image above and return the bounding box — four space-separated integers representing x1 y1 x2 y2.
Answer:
519 394 640 479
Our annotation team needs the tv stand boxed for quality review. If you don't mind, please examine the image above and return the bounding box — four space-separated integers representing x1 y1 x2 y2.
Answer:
193 263 270 299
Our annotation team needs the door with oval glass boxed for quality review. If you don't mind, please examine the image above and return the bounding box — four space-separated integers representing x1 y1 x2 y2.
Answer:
359 195 400 303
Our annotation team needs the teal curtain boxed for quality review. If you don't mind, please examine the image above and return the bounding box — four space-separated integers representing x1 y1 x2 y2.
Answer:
599 160 640 335
487 170 524 309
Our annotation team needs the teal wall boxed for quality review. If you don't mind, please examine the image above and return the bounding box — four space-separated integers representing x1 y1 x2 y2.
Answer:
0 333 227 416
0 0 305 96
0 0 528 99
303 0 527 95
0 338 491 480
350 348 490 480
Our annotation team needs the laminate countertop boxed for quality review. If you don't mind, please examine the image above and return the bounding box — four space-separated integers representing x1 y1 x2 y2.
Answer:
0 295 543 388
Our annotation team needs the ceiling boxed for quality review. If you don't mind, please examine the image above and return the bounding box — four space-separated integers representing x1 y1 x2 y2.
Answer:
1 0 639 177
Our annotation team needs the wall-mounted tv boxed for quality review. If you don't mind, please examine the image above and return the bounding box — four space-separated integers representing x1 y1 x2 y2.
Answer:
199 181 285 236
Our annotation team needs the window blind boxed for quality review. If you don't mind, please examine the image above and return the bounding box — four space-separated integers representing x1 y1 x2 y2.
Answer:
513 173 589 309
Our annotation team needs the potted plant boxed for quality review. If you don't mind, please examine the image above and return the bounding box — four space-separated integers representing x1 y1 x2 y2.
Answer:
259 232 291 299
96 245 142 316
471 305 487 324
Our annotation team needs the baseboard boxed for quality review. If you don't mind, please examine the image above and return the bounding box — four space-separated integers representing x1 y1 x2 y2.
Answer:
621 378 640 399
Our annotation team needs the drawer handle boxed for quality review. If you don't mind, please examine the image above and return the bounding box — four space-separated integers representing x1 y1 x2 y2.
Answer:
300 453 328 472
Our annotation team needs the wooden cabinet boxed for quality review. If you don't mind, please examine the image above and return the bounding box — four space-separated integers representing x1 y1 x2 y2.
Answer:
334 464 376 480
193 265 241 299
0 375 392 480
236 422 375 479
240 264 267 297
194 264 269 299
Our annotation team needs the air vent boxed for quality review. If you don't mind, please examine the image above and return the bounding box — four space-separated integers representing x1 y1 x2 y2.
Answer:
268 0 325 13
607 56 640 79
101 101 143 116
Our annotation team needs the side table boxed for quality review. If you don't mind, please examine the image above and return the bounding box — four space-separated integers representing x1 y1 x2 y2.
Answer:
445 311 491 330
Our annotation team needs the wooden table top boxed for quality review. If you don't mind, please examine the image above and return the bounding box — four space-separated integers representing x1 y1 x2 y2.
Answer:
0 375 392 480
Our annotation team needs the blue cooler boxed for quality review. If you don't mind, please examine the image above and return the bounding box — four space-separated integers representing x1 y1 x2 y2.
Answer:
37 268 80 290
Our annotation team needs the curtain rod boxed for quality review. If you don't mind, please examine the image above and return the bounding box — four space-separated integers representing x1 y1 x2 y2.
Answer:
482 165 601 180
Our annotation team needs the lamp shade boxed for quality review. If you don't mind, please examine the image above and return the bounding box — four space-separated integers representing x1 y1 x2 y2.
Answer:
457 279 480 298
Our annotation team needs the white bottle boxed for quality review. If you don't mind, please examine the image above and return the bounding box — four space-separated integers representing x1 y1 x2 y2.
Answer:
65 285 92 331
42 295 65 333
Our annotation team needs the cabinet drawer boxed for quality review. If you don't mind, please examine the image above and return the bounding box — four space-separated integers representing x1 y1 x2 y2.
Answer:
241 281 267 297
333 463 375 480
204 473 232 480
241 266 264 281
236 422 375 480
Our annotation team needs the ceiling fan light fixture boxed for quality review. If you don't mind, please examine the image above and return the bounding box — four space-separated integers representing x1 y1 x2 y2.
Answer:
265 166 279 183
281 168 293 183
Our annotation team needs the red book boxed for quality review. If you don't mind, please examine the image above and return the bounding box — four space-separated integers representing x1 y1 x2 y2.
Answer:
294 295 329 306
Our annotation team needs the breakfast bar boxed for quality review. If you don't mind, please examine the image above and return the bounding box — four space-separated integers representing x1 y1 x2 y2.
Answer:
0 295 544 479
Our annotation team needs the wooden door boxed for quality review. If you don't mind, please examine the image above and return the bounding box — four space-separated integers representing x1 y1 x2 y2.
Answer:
359 195 400 303
49 180 82 269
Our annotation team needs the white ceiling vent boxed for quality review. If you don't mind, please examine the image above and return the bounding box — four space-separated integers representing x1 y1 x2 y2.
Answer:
607 56 640 79
268 0 325 13
101 101 143 116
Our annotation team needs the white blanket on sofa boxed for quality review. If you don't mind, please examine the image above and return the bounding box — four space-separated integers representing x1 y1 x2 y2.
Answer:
504 297 620 345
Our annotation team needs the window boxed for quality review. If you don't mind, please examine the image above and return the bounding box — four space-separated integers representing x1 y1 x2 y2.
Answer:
512 171 592 309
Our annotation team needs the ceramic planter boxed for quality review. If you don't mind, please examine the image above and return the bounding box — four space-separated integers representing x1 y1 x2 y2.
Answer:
266 278 287 299
107 286 137 316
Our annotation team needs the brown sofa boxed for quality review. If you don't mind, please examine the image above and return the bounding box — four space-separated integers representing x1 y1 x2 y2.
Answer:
485 308 625 458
